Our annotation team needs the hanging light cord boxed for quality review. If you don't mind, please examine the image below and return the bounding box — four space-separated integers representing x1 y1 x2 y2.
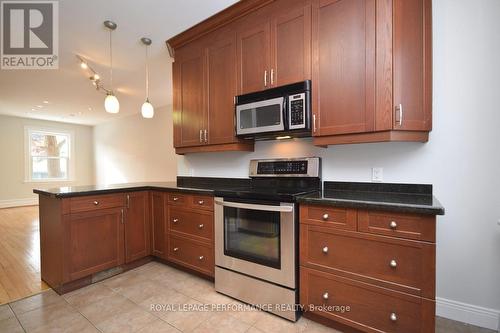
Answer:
109 29 113 91
145 44 149 100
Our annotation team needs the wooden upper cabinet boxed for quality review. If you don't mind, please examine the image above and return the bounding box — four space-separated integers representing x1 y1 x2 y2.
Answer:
393 0 432 131
124 192 150 263
312 0 375 136
207 32 239 145
271 1 311 86
173 43 206 147
237 18 271 94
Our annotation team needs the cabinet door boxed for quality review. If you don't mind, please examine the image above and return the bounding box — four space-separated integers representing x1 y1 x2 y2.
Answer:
271 1 311 86
173 44 207 147
393 0 432 130
312 0 376 136
207 32 238 145
65 208 124 281
237 15 271 94
124 192 150 263
151 192 166 258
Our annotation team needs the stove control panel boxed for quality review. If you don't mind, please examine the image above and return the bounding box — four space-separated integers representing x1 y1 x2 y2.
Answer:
250 157 320 177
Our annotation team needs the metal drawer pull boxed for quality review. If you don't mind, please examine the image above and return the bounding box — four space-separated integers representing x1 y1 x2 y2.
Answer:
322 213 329 220
390 259 397 268
390 312 397 322
173 197 179 201
173 218 179 224
322 292 329 300
173 247 179 252
198 200 204 205
93 201 99 205
198 224 204 229
198 256 204 260
389 221 398 229
322 246 329 254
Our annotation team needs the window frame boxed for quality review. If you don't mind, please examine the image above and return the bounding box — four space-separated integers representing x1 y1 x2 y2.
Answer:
24 126 76 183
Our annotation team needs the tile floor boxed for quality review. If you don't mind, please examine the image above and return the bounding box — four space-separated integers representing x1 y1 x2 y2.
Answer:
0 262 496 333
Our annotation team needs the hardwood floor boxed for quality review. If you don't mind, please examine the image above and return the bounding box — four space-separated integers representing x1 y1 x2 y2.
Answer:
0 206 49 305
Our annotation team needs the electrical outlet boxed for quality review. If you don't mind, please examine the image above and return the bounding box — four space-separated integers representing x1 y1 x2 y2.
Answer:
372 167 383 182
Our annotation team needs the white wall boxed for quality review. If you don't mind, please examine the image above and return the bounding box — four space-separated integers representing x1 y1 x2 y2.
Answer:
0 115 94 207
94 105 178 185
178 0 500 329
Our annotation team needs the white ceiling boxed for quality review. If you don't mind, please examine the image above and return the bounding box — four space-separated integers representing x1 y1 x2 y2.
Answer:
0 0 238 125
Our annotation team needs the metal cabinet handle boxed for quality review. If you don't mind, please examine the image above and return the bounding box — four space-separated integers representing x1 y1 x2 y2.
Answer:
173 197 179 201
204 129 207 143
264 70 268 87
199 129 203 143
173 218 179 224
390 259 397 268
93 201 99 205
126 194 130 209
313 114 317 133
198 200 204 205
322 213 329 220
198 256 204 260
389 221 398 229
173 247 179 252
198 224 204 229
121 209 124 224
270 68 274 85
390 312 397 322
322 246 329 254
395 104 403 126
322 292 329 300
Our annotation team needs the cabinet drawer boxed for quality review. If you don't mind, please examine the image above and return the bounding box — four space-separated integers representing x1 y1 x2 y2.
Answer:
168 207 213 242
358 211 436 242
300 267 435 333
300 225 435 298
191 195 214 211
167 193 189 205
300 204 357 231
69 194 124 213
167 235 214 276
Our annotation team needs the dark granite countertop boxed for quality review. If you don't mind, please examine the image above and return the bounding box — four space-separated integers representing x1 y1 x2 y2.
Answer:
297 181 444 215
34 178 444 215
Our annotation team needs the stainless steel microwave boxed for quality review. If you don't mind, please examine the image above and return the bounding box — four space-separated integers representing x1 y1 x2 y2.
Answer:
235 80 311 140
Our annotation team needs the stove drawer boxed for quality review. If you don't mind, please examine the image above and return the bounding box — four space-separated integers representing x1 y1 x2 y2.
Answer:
358 211 435 242
300 267 435 333
300 204 357 231
167 235 214 276
300 224 435 298
168 207 213 242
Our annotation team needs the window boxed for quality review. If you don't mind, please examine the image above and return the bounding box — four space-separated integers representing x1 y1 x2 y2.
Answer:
25 127 74 182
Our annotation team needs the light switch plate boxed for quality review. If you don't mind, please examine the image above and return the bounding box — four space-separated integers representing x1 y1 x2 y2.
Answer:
372 167 383 182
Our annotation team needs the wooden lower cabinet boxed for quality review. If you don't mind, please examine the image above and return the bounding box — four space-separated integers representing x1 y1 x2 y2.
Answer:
300 267 435 333
64 207 125 282
299 203 437 333
168 235 214 276
124 191 151 263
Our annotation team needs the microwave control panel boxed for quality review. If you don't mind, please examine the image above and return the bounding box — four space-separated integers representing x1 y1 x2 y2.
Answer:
289 93 306 129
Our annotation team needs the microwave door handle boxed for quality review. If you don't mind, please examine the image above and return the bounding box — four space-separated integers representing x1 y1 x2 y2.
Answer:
214 199 293 213
283 95 289 130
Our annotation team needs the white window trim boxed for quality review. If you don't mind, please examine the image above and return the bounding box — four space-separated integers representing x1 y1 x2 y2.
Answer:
24 126 76 183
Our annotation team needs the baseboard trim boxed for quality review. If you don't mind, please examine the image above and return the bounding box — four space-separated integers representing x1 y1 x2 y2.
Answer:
437 297 500 331
0 198 39 208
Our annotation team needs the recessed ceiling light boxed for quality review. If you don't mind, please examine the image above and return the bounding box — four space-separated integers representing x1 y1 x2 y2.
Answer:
43 100 49 104
31 108 36 111
88 107 92 111
36 105 43 108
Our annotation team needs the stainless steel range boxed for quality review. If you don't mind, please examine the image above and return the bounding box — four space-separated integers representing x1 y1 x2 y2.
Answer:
214 157 321 321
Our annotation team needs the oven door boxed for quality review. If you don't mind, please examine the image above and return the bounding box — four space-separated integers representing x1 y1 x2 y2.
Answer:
214 197 295 288
235 97 285 136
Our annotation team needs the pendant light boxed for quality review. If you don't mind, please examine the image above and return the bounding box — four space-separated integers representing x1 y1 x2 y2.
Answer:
140 37 154 118
104 20 119 114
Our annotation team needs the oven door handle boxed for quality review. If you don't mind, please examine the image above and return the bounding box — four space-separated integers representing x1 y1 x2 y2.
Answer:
214 199 293 213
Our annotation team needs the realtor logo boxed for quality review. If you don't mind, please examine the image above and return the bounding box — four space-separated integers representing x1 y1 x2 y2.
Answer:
1 0 58 69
